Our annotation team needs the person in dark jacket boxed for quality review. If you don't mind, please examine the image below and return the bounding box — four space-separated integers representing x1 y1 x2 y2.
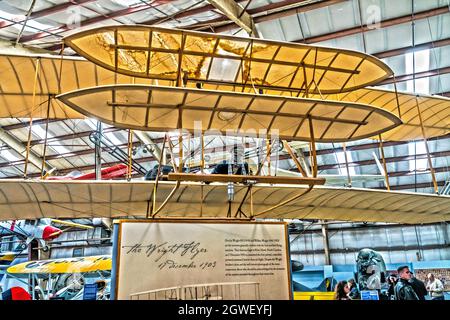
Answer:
409 272 427 300
394 266 419 300
387 275 398 300
347 279 360 300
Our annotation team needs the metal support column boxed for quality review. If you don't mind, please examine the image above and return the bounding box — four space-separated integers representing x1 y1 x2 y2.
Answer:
95 121 103 180
127 129 133 180
321 220 331 265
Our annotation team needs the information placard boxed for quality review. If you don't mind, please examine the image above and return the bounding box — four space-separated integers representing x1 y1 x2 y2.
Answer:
113 220 291 300
361 290 379 300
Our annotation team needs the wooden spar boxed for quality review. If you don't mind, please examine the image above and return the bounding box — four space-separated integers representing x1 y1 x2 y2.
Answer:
24 58 40 178
252 184 314 218
178 107 183 173
393 78 402 118
415 96 439 194
378 134 390 191
250 186 253 217
200 132 204 217
41 96 51 179
127 129 133 180
58 43 64 95
167 173 326 185
342 142 352 187
282 140 308 177
233 141 276 218
266 138 271 175
152 181 181 218
302 63 308 98
308 116 318 178
166 136 178 171
148 135 167 218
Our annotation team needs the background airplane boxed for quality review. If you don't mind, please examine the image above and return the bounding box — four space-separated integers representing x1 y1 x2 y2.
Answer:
3 255 111 300
46 163 128 180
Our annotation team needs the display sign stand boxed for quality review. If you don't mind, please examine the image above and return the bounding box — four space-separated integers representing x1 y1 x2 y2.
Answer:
111 219 292 300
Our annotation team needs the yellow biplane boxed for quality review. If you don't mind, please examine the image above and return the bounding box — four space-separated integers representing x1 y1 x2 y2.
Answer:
4 255 111 300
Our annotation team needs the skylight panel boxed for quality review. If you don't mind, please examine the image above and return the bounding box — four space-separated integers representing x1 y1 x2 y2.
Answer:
405 49 430 94
105 132 122 146
408 141 428 171
32 125 71 155
1 149 20 162
110 0 141 7
0 10 54 33
336 150 355 176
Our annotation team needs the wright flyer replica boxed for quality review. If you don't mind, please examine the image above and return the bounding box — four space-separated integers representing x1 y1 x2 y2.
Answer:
0 25 450 300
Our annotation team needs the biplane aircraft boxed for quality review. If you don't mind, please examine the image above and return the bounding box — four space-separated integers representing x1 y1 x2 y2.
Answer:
0 26 447 235
2 255 111 300
2 253 304 300
0 24 449 301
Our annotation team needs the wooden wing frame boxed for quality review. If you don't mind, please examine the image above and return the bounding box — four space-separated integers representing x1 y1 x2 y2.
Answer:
0 54 445 142
56 84 402 143
0 180 449 224
63 25 394 95
312 88 450 141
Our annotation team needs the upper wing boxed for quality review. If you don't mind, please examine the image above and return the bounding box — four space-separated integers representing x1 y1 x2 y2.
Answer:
63 25 393 94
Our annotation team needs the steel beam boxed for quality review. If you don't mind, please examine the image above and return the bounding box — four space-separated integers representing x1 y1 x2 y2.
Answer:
320 220 331 265
379 66 450 85
197 0 346 33
0 0 97 30
303 134 450 157
19 3 153 43
29 127 122 146
294 6 450 44
374 38 450 59
306 150 450 171
290 221 444 233
133 131 162 161
383 165 450 178
142 0 307 28
143 2 220 25
378 180 447 190
1 119 61 131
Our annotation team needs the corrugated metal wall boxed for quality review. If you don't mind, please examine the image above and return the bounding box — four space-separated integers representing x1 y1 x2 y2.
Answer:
50 227 112 259
49 222 450 266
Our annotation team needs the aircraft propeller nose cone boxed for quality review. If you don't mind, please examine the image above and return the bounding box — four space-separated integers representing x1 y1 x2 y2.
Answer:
42 226 63 240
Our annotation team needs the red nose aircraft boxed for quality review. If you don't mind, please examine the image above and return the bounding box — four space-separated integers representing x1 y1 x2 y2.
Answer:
0 219 92 252
1 165 123 253
46 164 128 180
